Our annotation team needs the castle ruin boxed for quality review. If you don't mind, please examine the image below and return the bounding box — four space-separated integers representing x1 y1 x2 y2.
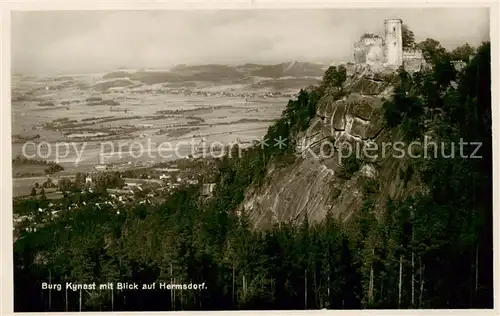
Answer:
354 19 426 72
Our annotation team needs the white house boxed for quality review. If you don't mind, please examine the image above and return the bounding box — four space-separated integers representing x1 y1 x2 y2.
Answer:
202 183 216 196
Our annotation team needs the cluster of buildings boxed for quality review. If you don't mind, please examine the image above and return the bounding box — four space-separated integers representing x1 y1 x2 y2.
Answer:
161 89 295 99
353 19 427 72
90 161 217 198
118 86 295 99
353 18 471 74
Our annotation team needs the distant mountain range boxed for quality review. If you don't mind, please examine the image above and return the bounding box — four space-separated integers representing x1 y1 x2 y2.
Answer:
12 62 328 97
102 61 327 85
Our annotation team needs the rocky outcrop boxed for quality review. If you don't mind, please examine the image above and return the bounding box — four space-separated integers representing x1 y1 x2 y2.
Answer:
241 65 420 230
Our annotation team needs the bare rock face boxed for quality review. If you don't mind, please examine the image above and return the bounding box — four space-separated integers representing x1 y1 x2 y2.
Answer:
330 101 348 131
241 68 417 230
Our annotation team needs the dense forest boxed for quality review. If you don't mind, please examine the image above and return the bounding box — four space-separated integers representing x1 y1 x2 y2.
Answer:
13 40 492 311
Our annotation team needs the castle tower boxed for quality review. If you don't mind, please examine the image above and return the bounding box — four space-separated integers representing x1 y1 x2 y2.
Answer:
384 19 403 66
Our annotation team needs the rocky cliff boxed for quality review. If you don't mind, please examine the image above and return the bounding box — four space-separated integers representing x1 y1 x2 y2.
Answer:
241 65 422 230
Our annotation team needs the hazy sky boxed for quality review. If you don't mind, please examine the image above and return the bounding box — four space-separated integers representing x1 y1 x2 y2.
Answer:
12 8 490 75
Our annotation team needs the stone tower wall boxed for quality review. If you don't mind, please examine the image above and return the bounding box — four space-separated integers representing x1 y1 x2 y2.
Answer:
384 19 403 66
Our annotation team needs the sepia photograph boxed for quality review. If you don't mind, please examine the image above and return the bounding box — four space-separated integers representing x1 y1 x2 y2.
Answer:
9 6 494 312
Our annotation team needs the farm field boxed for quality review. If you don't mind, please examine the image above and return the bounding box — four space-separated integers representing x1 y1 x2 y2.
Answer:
11 65 321 196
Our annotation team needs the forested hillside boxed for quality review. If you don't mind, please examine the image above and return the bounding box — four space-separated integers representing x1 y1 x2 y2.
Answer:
13 41 492 311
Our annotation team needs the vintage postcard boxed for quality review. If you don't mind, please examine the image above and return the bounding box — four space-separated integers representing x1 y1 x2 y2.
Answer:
2 1 497 313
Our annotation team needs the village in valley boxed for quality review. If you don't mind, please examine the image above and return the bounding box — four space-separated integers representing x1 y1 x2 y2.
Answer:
13 155 219 237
